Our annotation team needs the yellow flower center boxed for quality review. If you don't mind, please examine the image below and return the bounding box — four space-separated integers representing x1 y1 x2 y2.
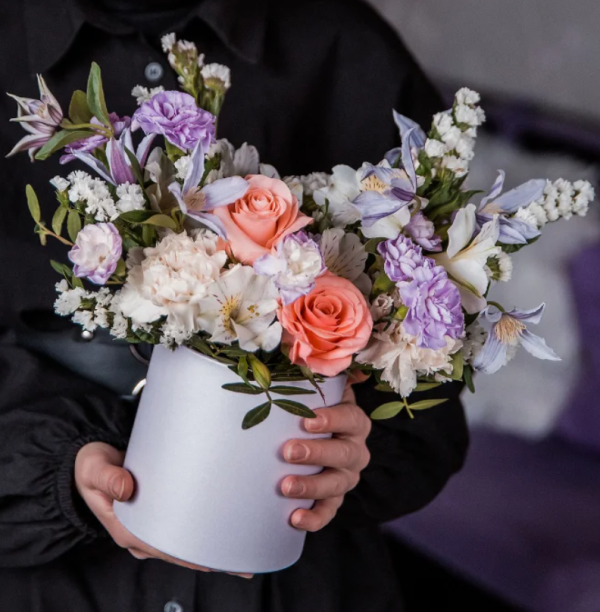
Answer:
184 188 207 213
221 294 242 335
361 175 389 194
494 316 525 345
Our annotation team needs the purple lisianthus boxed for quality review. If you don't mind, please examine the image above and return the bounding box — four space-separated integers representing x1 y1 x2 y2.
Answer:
132 91 216 151
405 212 442 252
378 234 424 282
254 231 325 305
400 260 464 350
68 223 122 285
60 113 131 164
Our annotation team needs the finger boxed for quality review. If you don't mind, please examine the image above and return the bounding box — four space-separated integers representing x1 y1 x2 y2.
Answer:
128 548 152 560
284 437 368 470
92 463 135 502
304 404 371 437
282 469 359 500
342 384 356 404
290 496 344 532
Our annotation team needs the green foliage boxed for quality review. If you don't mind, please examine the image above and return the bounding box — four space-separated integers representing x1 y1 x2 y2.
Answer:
414 381 442 392
68 90 93 124
221 383 265 395
51 206 68 237
450 351 464 381
270 386 317 396
35 130 92 161
242 402 272 430
67 210 82 242
273 399 316 419
248 354 271 389
371 401 405 420
26 185 41 223
408 399 448 411
463 365 476 393
86 62 111 128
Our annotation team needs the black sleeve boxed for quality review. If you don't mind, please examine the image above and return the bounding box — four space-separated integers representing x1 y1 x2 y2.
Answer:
0 343 134 569
333 380 469 529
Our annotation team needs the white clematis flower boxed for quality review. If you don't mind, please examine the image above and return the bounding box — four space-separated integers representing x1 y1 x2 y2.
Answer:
433 203 501 314
197 265 282 352
361 206 412 240
313 165 361 227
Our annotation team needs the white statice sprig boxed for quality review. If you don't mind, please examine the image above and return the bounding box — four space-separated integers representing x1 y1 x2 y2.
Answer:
201 63 231 91
116 183 146 213
67 170 118 222
131 85 165 105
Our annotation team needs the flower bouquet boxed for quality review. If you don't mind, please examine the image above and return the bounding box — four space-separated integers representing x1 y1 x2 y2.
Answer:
7 33 595 573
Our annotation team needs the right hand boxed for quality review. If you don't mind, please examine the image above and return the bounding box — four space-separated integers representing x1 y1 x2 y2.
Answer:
74 442 252 578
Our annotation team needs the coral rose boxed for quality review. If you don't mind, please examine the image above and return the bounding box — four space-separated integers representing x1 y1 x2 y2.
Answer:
278 274 373 377
212 175 312 263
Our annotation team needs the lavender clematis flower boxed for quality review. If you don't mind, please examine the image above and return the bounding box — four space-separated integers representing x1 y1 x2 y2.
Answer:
378 234 424 283
400 259 464 350
68 223 122 285
254 232 326 305
6 75 63 161
72 127 155 186
168 140 249 237
353 127 419 226
472 304 560 374
477 170 546 244
60 113 131 164
405 212 442 252
132 91 216 152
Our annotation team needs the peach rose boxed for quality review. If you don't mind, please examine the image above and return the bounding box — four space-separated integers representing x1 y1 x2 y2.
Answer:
278 274 373 377
212 175 312 264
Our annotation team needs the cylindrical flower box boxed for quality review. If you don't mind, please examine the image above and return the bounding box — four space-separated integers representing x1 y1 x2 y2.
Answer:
114 345 347 573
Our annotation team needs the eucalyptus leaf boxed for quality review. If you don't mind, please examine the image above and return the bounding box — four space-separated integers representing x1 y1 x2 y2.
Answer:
407 399 449 411
86 62 111 127
67 210 82 243
25 185 41 223
270 386 317 396
51 206 68 237
35 130 92 161
273 399 316 419
248 354 271 389
370 401 405 420
242 402 272 430
222 383 265 395
68 90 93 124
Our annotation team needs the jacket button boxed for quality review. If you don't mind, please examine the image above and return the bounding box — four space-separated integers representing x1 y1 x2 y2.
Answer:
164 602 183 612
145 62 164 83
80 330 94 341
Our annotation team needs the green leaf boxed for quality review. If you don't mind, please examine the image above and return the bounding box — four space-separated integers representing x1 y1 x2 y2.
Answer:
407 398 449 411
270 386 317 396
25 185 41 223
119 210 156 224
248 354 271 389
67 210 82 242
115 259 126 277
124 147 146 188
371 401 405 420
222 383 265 395
414 382 442 392
273 399 316 419
141 223 157 246
51 206 68 237
165 139 186 162
86 62 111 127
463 365 475 393
372 272 395 295
35 129 92 161
143 214 178 230
450 351 464 381
242 401 272 430
237 356 250 385
187 336 215 358
50 260 70 277
68 90 93 124
374 382 395 393
364 238 385 254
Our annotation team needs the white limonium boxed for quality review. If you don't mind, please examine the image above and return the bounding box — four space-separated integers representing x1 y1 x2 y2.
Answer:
116 183 146 213
455 87 481 106
131 85 165 105
486 250 513 282
161 33 176 53
67 171 118 222
174 155 192 180
461 321 488 365
54 285 88 316
201 63 232 90
313 165 362 227
197 265 282 352
357 321 462 397
50 176 70 192
117 231 227 337
72 310 97 332
514 178 596 229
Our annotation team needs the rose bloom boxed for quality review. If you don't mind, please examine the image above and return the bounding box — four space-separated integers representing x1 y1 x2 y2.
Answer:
68 223 122 285
132 90 216 151
278 274 373 377
212 175 312 264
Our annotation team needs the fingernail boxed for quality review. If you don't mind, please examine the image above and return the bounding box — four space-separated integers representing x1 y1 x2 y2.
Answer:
286 444 308 462
285 480 305 497
305 416 323 432
292 512 306 528
112 477 125 501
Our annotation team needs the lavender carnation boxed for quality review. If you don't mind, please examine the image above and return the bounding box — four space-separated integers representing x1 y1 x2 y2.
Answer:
404 212 442 252
68 223 122 285
400 260 464 350
378 234 424 282
132 90 215 151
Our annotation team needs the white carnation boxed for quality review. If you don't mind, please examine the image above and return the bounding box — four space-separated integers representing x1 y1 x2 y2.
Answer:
455 87 481 106
433 112 453 136
424 139 446 158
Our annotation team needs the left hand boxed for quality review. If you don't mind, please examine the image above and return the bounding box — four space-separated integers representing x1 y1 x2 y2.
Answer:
281 385 371 532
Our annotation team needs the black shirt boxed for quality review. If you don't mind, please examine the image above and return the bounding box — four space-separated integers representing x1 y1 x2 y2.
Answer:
0 1 469 611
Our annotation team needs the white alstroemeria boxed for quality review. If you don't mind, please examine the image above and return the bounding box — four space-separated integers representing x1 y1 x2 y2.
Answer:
433 203 501 314
197 265 282 352
259 163 281 179
313 165 361 227
319 228 371 294
361 206 411 240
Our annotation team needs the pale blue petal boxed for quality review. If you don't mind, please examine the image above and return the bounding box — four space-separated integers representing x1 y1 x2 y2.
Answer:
106 138 135 185
384 147 402 167
201 176 249 210
493 179 546 213
472 329 510 374
498 216 541 244
401 127 417 189
168 182 187 214
520 329 561 361
183 140 205 195
136 134 156 168
353 191 403 225
187 211 228 238
72 150 114 185
392 110 426 149
480 170 506 209
481 307 503 324
509 303 546 324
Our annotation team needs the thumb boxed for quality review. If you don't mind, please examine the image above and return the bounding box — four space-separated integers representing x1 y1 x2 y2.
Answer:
93 463 135 502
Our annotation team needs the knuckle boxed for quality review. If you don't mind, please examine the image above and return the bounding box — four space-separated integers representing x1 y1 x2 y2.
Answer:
347 471 361 491
332 471 348 495
360 447 371 471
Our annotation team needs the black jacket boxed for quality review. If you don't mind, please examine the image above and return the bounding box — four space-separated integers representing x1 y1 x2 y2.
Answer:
0 1 469 610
